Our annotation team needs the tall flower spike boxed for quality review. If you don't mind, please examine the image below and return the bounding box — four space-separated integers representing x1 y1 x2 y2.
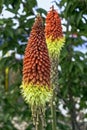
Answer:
20 14 52 126
45 6 65 56
45 7 65 130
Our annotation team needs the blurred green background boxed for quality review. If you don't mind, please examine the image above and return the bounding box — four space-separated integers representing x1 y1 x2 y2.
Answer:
0 0 87 130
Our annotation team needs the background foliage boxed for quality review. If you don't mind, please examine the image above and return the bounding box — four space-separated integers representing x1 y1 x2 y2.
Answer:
0 0 87 130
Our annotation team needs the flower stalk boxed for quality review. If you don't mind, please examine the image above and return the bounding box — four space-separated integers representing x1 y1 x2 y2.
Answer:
20 14 52 130
51 56 59 130
45 6 65 130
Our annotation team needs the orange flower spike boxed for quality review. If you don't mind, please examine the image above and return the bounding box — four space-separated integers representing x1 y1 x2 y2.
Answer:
20 14 52 108
45 6 65 56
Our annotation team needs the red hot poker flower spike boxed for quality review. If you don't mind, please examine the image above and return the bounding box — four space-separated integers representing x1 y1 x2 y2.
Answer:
45 6 65 56
20 15 52 108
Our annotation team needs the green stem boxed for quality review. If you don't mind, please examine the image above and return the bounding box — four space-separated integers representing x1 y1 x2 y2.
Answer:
32 106 45 130
51 89 57 130
51 55 59 130
35 114 43 130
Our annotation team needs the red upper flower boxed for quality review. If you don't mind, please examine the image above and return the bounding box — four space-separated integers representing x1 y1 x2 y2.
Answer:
45 6 63 41
23 15 51 88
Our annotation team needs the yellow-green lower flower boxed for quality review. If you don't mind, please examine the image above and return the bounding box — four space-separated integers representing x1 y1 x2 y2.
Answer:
46 36 65 56
20 82 52 107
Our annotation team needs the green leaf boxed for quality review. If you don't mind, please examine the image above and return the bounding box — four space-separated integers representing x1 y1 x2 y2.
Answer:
36 8 47 15
76 61 83 73
64 1 72 17
0 0 3 13
23 0 37 12
0 19 4 25
76 11 83 26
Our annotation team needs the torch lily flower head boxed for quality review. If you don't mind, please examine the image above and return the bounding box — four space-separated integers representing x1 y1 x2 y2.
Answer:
45 6 65 56
20 14 52 108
